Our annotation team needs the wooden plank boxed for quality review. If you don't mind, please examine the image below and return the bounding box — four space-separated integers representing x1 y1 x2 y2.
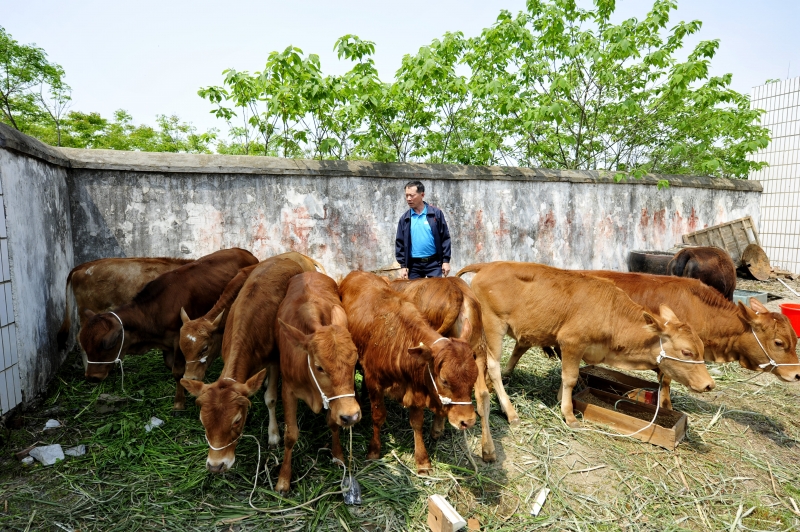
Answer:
680 216 760 263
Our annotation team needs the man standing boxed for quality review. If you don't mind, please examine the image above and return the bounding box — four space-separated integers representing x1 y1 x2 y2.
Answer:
395 181 452 279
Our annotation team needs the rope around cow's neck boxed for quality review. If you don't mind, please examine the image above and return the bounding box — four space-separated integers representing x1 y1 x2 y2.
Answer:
751 327 800 370
307 356 356 410
425 338 473 407
655 337 705 366
84 311 133 395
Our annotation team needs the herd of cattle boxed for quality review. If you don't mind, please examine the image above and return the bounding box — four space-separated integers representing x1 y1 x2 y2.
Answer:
58 247 800 494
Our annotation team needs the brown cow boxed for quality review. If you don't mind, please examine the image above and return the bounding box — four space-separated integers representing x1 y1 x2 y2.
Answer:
390 277 496 462
275 272 361 494
180 252 326 381
457 262 714 428
566 272 798 407
58 257 192 351
340 271 478 474
79 248 258 410
667 246 737 300
181 258 305 473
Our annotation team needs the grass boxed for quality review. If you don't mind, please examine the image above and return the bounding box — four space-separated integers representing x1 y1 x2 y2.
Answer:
1 338 800 531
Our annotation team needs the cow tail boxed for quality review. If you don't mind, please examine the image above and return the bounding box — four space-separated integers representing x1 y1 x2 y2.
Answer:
455 263 487 278
667 251 689 277
57 267 77 350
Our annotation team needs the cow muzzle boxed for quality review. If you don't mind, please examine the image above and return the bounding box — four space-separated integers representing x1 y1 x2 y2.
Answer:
206 455 234 474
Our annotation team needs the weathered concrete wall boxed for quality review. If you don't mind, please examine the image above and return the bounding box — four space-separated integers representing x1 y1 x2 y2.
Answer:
61 149 762 277
0 124 74 410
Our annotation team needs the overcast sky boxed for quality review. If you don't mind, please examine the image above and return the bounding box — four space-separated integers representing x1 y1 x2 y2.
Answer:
2 0 798 137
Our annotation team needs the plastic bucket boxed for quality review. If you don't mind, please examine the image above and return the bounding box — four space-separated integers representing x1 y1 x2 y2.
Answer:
780 303 800 335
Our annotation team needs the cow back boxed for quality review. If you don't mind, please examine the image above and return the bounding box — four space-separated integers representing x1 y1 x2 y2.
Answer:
667 247 736 300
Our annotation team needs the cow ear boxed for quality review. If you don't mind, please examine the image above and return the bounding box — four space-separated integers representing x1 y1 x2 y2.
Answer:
658 305 679 325
408 343 433 362
83 309 96 320
330 305 348 329
642 311 664 334
101 326 122 351
180 307 191 324
279 319 309 349
749 298 769 315
181 378 205 397
244 368 268 396
737 301 758 324
210 309 225 330
458 318 472 341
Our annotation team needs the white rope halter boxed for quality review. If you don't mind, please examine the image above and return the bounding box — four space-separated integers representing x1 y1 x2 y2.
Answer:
751 327 800 370
186 355 209 365
655 337 705 365
425 338 472 406
86 311 125 366
205 431 243 451
307 356 355 410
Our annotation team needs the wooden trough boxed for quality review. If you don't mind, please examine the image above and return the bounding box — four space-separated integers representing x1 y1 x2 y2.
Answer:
572 366 688 450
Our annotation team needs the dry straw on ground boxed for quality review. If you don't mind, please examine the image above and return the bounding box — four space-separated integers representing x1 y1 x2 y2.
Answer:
1 285 799 532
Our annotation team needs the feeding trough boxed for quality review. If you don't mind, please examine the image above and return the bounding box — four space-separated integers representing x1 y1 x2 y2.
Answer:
627 250 675 275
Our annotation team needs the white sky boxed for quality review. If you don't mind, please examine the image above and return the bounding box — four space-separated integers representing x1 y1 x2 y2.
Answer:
2 0 799 137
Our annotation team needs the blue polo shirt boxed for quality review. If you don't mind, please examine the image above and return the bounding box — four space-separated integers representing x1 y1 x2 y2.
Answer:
410 206 436 258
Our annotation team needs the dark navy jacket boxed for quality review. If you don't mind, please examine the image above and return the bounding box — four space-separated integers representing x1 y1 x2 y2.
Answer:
395 203 451 268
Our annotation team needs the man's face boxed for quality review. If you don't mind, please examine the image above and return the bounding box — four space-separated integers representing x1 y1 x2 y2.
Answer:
405 186 424 211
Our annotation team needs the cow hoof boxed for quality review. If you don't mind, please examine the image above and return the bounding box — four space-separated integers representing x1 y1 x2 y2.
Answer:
275 479 290 495
567 420 581 429
416 464 432 475
430 429 444 440
366 451 381 461
507 415 520 426
482 450 497 463
171 410 184 418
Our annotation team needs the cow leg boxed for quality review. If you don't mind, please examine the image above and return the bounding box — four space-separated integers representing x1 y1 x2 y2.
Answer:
483 317 519 425
264 363 281 447
366 386 386 461
658 371 673 410
327 411 344 462
431 413 446 440
170 343 187 411
502 341 532 378
276 389 297 495
409 406 432 474
471 341 496 461
559 344 582 428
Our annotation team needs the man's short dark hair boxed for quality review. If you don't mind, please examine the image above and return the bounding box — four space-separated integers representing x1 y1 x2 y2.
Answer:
404 181 424 193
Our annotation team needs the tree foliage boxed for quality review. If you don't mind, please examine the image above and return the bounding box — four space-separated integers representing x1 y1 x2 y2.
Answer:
201 0 768 179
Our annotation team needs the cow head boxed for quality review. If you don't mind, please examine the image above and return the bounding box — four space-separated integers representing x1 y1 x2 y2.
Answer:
644 305 715 393
278 306 361 426
180 308 225 381
79 310 125 381
408 320 477 430
181 369 267 473
737 298 800 382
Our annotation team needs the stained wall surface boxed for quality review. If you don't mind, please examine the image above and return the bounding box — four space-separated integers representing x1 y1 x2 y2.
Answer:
750 78 800 274
63 149 761 278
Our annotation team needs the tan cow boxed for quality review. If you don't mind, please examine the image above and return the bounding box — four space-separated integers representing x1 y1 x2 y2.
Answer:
340 271 478 474
457 262 714 428
181 258 305 473
180 251 325 381
58 257 192 353
391 277 496 462
275 272 361 494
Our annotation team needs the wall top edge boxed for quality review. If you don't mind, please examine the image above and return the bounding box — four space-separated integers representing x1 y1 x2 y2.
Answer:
0 124 762 191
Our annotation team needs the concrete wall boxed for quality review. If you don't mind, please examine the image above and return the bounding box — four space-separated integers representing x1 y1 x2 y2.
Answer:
62 149 762 277
750 77 800 274
0 124 74 413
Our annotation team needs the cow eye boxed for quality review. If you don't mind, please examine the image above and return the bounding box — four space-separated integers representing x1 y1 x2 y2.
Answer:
775 340 784 347
441 378 449 387
316 365 324 373
681 350 693 358
201 345 209 352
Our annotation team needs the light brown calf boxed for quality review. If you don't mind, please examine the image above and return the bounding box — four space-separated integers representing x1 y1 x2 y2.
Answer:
275 272 361 494
391 277 496 462
457 262 714 428
340 271 478 474
181 258 305 473
180 252 326 381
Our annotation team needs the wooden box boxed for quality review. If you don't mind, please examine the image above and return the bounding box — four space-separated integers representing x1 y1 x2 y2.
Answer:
571 367 688 450
681 216 760 265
